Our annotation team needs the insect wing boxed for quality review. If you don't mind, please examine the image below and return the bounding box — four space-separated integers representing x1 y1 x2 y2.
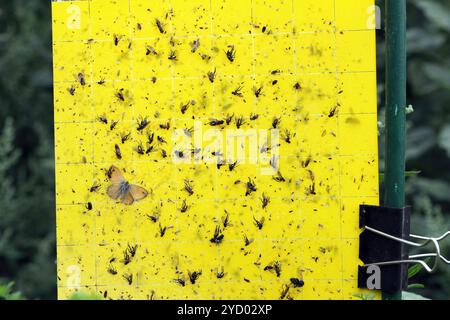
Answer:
129 185 149 201
107 184 122 200
121 192 135 205
107 166 125 184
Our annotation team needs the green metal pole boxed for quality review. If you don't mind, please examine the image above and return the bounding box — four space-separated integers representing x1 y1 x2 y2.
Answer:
384 0 407 300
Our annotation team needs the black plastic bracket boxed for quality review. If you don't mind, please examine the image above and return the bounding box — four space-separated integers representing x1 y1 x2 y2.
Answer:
358 205 411 293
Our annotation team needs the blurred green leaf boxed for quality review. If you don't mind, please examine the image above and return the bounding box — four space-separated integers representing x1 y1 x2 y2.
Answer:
352 293 376 300
408 283 425 289
414 0 450 31
402 291 430 300
438 124 450 157
408 259 431 279
379 171 421 184
68 292 102 300
0 282 24 300
412 178 450 201
406 127 436 160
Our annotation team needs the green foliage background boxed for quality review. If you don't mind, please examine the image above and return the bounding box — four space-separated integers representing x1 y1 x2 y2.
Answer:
0 0 449 299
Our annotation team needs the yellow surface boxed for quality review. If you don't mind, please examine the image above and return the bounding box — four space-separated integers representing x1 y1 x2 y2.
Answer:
52 0 380 300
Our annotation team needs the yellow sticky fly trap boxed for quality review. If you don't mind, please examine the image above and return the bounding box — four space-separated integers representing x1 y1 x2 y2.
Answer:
52 0 379 300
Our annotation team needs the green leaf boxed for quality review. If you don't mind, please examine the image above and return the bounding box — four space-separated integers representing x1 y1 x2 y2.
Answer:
414 0 450 31
408 258 431 279
408 283 425 289
68 291 102 300
438 124 450 157
402 291 430 300
0 282 24 300
379 171 420 184
352 293 376 300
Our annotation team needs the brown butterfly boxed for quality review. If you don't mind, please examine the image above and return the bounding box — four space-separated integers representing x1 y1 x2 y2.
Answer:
106 166 148 205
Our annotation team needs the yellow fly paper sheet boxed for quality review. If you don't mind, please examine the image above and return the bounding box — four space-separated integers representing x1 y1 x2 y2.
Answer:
52 0 379 300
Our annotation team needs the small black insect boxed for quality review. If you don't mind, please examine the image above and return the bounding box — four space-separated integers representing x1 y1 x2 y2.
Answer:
272 116 281 129
89 182 101 193
77 72 86 86
156 18 165 34
116 89 125 101
159 223 172 237
135 143 145 155
262 25 267 33
280 284 290 300
221 211 231 228
188 270 202 284
301 156 311 168
225 45 236 62
127 244 137 257
137 116 149 131
261 193 270 209
68 86 76 96
174 276 186 287
250 113 259 121
191 38 200 53
113 34 120 46
228 161 238 171
97 79 106 85
147 213 160 223
85 202 93 210
123 273 133 285
294 82 302 90
245 178 257 196
161 149 167 158
223 113 233 125
210 226 224 244
121 132 131 144
273 171 286 182
146 145 156 154
209 119 224 126
107 264 117 275
253 86 263 98
271 69 281 75
282 129 292 143
122 250 131 265
160 121 170 130
328 105 338 117
264 261 281 277
146 45 157 56
115 144 122 160
306 183 316 195
110 120 119 131
174 150 184 158
272 80 278 85
243 234 253 246
235 116 246 129
157 136 167 144
180 199 188 213
232 85 243 97
290 278 305 288
207 68 217 83
168 50 177 61
184 179 194 196
253 216 265 230
216 268 225 279
98 114 108 124
180 101 190 114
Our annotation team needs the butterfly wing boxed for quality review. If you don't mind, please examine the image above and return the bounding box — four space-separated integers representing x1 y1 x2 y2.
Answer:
121 192 135 205
107 184 122 200
107 166 125 184
129 185 149 201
